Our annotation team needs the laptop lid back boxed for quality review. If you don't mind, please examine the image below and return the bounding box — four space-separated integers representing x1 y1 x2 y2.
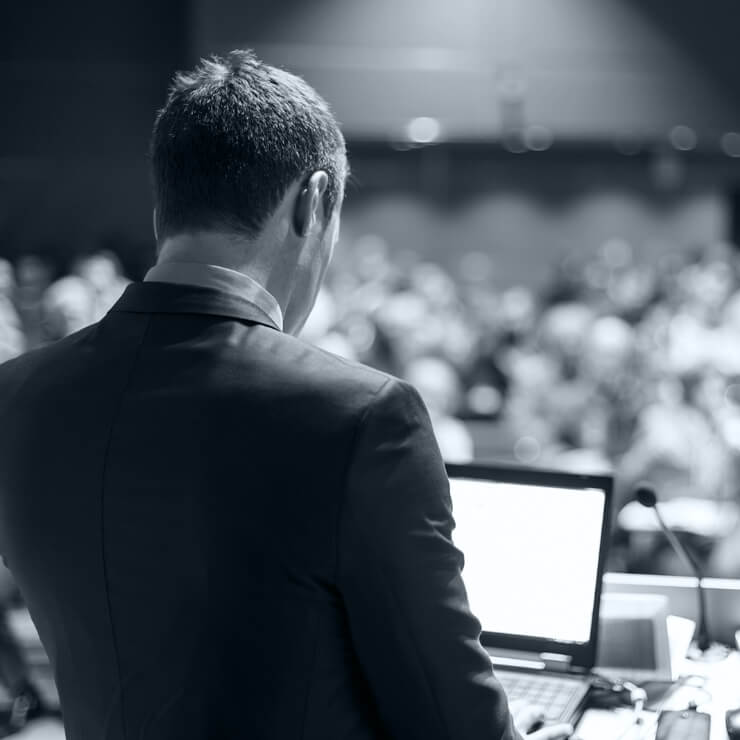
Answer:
446 463 612 671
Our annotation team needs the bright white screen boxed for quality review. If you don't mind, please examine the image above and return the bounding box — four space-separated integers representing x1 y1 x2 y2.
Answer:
449 477 606 644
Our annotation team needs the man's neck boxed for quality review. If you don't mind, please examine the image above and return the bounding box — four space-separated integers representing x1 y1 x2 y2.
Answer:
156 232 260 273
154 230 306 336
156 232 291 299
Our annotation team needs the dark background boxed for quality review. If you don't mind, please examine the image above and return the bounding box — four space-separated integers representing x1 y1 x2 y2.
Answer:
3 0 740 283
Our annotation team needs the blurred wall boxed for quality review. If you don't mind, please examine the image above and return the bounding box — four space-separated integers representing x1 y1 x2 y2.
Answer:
0 0 189 275
193 0 740 141
192 0 740 281
340 148 729 288
2 0 739 283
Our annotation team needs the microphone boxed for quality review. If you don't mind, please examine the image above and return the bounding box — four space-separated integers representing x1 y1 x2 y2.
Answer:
633 483 712 653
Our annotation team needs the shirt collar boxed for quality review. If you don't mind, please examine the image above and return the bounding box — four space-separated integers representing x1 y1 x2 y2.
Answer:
144 261 283 331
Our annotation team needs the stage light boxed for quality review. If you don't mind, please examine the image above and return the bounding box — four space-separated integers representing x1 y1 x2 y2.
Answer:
405 116 441 144
668 125 697 151
721 132 740 157
523 125 553 151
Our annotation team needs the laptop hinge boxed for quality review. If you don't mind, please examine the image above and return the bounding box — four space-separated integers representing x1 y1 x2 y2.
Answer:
540 652 573 673
486 648 574 673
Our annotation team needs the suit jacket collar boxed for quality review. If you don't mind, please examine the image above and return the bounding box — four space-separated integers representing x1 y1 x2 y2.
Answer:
142 261 283 330
109 280 282 331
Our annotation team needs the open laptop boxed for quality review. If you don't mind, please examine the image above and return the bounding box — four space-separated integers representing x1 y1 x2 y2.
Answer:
445 463 612 727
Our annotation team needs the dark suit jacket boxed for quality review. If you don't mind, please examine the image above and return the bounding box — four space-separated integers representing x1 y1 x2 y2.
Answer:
0 280 520 740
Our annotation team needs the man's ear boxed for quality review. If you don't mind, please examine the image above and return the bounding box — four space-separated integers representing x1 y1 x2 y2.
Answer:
293 171 329 237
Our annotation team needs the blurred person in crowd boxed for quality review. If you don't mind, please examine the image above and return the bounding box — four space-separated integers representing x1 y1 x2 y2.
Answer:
708 523 740 578
676 243 736 325
331 235 402 319
40 275 96 341
578 316 642 459
405 356 474 464
537 301 595 380
618 375 732 505
493 301 594 466
407 262 478 368
0 262 15 300
307 232 740 578
582 316 634 380
496 335 561 462
409 261 458 312
0 260 24 363
342 312 399 375
0 560 49 734
373 288 431 366
615 374 734 574
709 290 740 375
72 251 131 321
0 50 563 740
13 256 53 350
0 323 24 366
619 377 726 481
299 286 357 360
0 259 50 730
541 253 589 307
463 333 509 422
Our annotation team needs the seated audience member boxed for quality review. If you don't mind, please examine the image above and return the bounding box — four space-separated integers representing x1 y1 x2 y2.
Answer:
72 251 130 321
13 256 53 350
0 320 24 365
0 262 24 361
708 523 740 577
40 275 96 340
0 560 48 734
299 286 357 360
405 356 475 463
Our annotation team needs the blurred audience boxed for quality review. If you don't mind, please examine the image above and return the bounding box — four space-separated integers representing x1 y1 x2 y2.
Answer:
2 238 740 576
1 251 129 352
0 261 24 364
320 235 740 577
41 276 97 341
71 252 130 320
405 356 474 464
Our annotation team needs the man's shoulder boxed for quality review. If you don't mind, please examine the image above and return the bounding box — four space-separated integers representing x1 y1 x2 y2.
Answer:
255 329 397 402
0 325 98 395
268 333 428 440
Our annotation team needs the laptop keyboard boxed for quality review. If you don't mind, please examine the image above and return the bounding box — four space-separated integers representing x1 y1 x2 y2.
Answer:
495 669 585 722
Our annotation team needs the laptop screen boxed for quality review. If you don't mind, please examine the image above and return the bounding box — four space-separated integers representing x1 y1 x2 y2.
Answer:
448 473 608 646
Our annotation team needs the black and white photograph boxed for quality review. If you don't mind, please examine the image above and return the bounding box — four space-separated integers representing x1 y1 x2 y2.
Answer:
2 2 740 738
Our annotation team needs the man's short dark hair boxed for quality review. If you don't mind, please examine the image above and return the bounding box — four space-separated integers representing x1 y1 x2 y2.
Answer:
151 50 346 241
